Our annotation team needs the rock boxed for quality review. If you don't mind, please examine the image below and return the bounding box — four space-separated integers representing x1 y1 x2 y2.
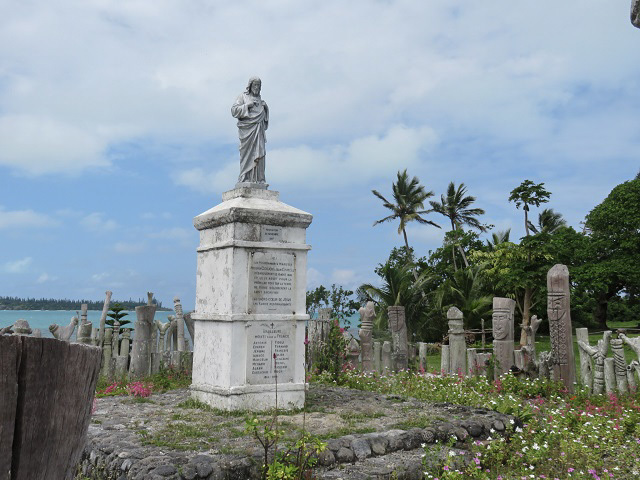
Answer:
368 435 389 455
335 447 355 463
402 429 423 450
351 438 372 460
316 449 336 466
463 421 482 437
492 420 505 432
421 428 436 444
196 462 213 477
153 464 177 476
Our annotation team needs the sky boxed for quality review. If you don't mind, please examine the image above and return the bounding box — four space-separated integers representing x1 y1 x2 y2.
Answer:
1 1 639 310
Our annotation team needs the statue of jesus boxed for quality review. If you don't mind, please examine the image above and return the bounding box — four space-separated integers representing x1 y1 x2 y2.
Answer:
231 77 269 185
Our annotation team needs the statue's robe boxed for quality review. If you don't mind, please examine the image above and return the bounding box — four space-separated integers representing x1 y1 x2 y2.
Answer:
231 93 269 183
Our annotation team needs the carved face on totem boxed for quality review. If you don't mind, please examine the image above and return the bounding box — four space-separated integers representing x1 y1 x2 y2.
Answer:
492 311 511 340
547 293 566 322
388 311 404 333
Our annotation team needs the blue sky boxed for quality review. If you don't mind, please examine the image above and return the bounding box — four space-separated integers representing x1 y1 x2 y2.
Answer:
1 1 639 309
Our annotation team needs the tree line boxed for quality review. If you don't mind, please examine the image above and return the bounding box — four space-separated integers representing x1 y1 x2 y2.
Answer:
308 171 640 344
0 296 168 311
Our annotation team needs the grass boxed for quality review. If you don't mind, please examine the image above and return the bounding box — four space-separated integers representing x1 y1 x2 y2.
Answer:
420 320 640 376
315 369 640 479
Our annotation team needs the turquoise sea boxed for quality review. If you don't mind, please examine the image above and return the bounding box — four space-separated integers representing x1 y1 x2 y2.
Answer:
0 310 176 339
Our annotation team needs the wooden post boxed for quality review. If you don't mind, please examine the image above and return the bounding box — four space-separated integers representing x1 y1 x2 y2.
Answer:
98 290 113 349
0 336 101 480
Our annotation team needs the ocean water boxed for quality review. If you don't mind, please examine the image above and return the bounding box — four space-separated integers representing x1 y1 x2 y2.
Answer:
0 310 176 339
0 310 361 339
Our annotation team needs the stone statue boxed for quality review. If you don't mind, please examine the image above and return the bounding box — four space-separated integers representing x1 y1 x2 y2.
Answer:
492 297 516 377
231 76 269 186
632 0 640 28
359 302 375 372
49 316 78 342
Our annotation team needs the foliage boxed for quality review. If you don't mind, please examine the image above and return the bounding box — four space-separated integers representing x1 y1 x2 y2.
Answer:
433 266 493 331
312 319 349 382
306 284 359 327
579 177 640 327
372 169 440 254
314 370 640 479
429 181 487 270
527 207 567 234
484 229 510 251
469 236 554 327
0 295 166 311
360 259 432 339
508 179 551 237
106 303 131 327
95 365 190 399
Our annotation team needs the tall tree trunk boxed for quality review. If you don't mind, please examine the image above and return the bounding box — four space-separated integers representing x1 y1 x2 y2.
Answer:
519 286 532 346
593 289 615 330
403 228 419 281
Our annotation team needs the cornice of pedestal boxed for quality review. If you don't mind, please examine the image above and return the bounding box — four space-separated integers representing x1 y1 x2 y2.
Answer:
194 187 312 231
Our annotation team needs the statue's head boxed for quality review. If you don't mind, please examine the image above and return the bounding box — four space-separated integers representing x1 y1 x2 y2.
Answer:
245 76 262 95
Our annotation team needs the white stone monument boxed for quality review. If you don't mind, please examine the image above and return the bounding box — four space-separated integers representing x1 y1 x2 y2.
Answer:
190 78 312 410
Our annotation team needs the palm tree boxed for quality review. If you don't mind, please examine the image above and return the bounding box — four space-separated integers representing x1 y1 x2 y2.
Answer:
485 229 511 250
433 266 493 330
358 261 432 338
429 182 486 270
527 208 567 234
372 170 440 255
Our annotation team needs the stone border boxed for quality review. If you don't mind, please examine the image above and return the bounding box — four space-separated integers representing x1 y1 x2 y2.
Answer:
77 393 518 479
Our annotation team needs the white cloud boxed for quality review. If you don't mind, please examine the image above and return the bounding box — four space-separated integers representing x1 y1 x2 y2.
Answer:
176 125 438 193
36 272 57 283
331 269 356 286
3 257 33 273
306 267 325 289
81 212 118 232
0 206 58 229
0 115 109 175
174 162 238 195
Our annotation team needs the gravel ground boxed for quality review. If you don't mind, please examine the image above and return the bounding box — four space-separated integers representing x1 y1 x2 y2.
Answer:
77 384 517 479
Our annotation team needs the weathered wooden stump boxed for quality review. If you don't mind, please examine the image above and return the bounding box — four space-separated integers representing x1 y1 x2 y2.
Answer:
0 335 101 480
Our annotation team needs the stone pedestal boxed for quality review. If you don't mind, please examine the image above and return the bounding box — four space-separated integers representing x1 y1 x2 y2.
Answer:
190 187 312 411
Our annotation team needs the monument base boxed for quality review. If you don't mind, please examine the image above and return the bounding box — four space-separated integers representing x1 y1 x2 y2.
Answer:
190 382 306 411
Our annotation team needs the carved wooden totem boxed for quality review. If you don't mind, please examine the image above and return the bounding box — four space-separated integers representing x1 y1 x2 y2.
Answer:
492 297 515 377
547 264 576 392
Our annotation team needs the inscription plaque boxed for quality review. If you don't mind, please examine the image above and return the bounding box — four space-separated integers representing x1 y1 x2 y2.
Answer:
250 251 295 314
261 225 283 242
247 322 295 384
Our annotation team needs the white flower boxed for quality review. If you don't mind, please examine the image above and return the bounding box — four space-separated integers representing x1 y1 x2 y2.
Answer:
448 451 456 457
532 443 540 450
